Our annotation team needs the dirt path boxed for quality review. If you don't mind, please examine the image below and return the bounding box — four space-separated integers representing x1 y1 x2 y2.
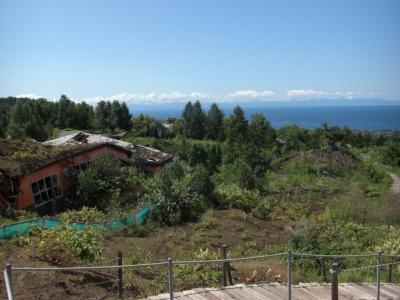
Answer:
389 172 400 194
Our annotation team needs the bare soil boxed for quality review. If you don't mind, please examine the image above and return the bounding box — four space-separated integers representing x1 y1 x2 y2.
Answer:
0 209 294 299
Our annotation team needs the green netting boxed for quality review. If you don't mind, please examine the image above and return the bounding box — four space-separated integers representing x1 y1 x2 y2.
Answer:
0 205 152 240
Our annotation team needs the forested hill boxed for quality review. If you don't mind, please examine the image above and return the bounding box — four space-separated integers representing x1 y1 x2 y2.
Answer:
0 96 131 141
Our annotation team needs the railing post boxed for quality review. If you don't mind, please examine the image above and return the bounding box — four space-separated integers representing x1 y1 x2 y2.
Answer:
221 245 228 287
117 251 123 299
331 262 338 300
388 262 393 283
168 258 174 300
287 250 292 300
377 252 382 300
224 245 233 285
4 264 14 300
321 256 327 282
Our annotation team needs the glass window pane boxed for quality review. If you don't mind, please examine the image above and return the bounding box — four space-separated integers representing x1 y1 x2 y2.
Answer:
47 189 53 199
51 175 58 185
31 182 39 194
38 179 45 190
34 194 41 204
41 191 48 201
45 177 51 188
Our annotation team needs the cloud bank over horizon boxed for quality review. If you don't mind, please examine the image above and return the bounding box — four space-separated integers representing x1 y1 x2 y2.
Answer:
12 89 389 104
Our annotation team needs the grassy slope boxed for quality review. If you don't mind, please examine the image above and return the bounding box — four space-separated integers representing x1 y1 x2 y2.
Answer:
1 146 398 298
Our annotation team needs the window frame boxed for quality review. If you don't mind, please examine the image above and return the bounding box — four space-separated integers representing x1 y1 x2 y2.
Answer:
30 173 63 208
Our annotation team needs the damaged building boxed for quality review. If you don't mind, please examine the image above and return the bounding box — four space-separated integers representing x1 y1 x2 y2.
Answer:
0 133 173 214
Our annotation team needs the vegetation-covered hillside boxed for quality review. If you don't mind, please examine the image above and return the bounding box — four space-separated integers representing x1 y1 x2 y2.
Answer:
1 98 400 298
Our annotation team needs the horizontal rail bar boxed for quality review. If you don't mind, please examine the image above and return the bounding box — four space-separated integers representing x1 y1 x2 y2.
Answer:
12 261 168 272
292 253 376 258
11 252 399 272
175 253 287 265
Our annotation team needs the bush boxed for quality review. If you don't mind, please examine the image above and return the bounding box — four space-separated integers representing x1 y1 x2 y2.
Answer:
375 226 400 255
218 159 255 189
77 153 144 208
215 184 271 220
290 220 379 256
25 225 104 264
141 160 211 226
59 206 106 223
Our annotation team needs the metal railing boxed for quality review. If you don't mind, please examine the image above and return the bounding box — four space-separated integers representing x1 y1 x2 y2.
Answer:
4 249 400 300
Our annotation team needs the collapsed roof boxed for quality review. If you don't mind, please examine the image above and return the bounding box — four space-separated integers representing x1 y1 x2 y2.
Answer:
44 132 173 166
0 139 126 177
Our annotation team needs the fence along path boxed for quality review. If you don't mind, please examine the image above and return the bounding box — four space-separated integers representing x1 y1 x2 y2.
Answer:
4 250 400 300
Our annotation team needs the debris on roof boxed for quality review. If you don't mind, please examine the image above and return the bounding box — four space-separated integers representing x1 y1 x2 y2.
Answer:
0 139 128 177
44 132 173 165
135 145 173 165
43 132 135 151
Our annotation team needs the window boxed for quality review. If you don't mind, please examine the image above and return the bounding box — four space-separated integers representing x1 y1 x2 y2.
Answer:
73 161 92 174
30 174 62 207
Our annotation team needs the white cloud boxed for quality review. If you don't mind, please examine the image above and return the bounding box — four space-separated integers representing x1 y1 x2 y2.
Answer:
16 93 42 99
83 91 212 104
286 89 364 100
83 90 276 104
20 89 382 104
224 90 275 100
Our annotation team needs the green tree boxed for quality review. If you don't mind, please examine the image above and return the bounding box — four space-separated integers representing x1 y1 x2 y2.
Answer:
182 101 194 138
205 103 224 140
142 160 211 226
248 113 275 147
75 102 94 129
118 102 132 130
94 101 112 132
225 105 248 143
191 100 206 139
6 100 47 140
56 95 78 129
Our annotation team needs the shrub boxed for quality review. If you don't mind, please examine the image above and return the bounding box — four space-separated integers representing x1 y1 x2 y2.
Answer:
59 206 106 223
215 184 271 220
141 160 211 226
375 226 400 255
218 159 255 189
290 220 379 256
77 153 144 208
26 225 104 264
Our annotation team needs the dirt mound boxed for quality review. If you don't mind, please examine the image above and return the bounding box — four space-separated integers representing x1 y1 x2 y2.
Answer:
301 148 359 168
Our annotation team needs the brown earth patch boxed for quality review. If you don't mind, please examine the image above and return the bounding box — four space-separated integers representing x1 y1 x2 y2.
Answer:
0 209 293 299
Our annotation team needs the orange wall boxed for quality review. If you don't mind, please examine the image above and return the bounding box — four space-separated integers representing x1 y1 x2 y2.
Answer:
17 146 129 209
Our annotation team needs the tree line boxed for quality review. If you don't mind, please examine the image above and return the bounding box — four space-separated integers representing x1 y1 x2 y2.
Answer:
0 95 131 141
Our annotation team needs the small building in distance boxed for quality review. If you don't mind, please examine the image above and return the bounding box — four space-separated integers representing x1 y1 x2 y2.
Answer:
0 133 173 214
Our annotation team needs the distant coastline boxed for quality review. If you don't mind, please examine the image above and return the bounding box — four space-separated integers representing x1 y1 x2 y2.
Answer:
130 103 400 131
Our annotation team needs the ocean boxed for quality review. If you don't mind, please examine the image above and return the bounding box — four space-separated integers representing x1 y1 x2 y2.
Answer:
131 104 400 130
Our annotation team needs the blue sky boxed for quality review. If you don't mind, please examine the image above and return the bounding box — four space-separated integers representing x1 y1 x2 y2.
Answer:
0 0 399 103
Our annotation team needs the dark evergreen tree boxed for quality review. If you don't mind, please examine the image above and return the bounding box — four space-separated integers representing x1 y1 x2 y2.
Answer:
56 95 77 128
6 100 47 140
75 102 94 129
191 101 206 139
225 105 248 142
205 103 224 140
182 101 194 138
248 113 275 147
118 102 132 130
94 100 112 132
